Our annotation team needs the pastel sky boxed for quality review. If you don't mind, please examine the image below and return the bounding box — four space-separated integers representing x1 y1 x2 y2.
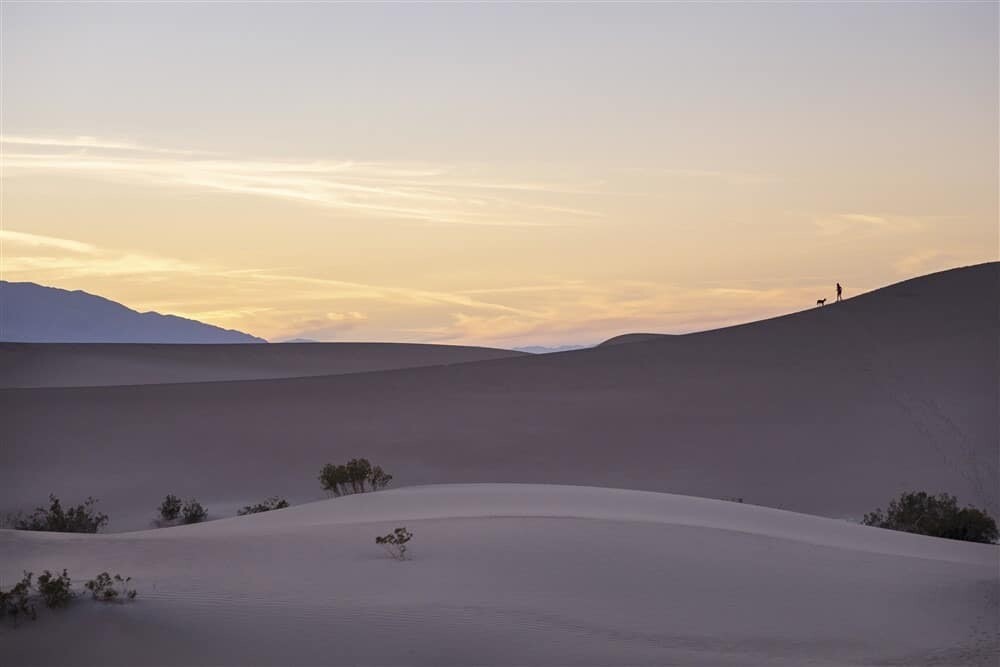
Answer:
1 2 996 346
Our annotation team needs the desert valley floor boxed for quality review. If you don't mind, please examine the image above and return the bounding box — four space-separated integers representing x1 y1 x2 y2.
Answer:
1 263 998 666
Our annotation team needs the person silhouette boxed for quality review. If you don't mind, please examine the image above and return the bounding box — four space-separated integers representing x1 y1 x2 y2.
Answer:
836 282 843 302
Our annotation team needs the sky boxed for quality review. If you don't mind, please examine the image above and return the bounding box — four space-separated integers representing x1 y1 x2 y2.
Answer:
1 2 997 346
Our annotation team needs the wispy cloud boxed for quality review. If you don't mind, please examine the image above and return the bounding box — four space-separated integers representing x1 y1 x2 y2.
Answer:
893 249 981 276
615 166 782 187
0 134 209 155
3 253 200 277
408 279 836 347
0 227 539 340
236 270 537 316
814 213 923 237
1 228 200 277
659 168 781 186
279 311 369 340
1 135 601 227
3 222 868 346
0 229 98 254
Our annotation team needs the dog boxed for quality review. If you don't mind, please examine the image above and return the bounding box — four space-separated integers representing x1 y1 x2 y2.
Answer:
816 298 826 306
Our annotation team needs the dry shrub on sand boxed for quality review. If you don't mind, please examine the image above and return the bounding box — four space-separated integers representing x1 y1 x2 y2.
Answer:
375 527 413 560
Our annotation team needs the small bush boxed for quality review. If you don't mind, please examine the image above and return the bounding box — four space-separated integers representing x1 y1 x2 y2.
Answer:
319 463 346 496
346 459 372 493
158 494 182 521
0 572 36 626
181 499 207 524
375 527 413 560
320 459 392 496
370 466 393 491
237 496 290 515
15 495 109 533
36 569 74 608
863 491 998 544
84 573 137 603
2 568 138 627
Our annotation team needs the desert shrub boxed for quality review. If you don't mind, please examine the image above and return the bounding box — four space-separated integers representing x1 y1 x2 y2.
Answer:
237 496 290 515
36 569 74 608
181 499 207 524
375 527 413 560
84 572 137 603
319 463 345 496
862 491 998 544
320 459 392 496
346 458 372 493
0 572 36 626
369 466 393 491
158 494 182 521
15 495 109 533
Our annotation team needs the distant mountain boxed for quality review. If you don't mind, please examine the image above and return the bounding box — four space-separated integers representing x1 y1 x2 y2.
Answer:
0 281 266 343
514 344 589 354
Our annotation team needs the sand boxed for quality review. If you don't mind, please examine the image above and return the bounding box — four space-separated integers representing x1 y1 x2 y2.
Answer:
2 264 996 530
0 342 528 388
2 263 997 666
1 484 996 666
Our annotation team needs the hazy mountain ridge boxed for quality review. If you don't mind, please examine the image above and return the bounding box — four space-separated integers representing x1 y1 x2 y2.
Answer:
514 344 590 354
0 281 266 343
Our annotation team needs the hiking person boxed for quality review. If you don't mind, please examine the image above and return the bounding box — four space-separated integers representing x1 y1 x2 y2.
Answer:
836 282 843 302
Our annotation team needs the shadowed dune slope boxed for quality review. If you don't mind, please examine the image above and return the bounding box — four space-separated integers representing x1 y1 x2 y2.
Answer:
1 485 997 667
1 264 997 529
0 342 528 388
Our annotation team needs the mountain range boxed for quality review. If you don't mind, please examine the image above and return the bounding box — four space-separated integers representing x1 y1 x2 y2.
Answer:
0 281 265 343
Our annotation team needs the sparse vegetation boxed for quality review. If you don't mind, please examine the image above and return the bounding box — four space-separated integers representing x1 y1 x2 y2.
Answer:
862 491 998 544
36 569 74 608
158 494 182 521
237 496 290 515
181 499 207 524
14 495 109 533
1 568 138 627
319 458 393 496
369 466 393 491
375 527 413 560
0 572 36 626
84 573 137 603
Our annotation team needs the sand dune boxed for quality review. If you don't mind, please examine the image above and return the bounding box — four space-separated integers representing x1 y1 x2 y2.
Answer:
0 342 527 388
1 484 996 666
2 264 996 530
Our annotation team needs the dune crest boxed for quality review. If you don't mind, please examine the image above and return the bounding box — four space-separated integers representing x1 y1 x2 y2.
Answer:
0 341 527 388
1 484 996 666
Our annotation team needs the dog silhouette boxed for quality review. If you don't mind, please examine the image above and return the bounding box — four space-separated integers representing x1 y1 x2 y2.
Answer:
816 298 827 306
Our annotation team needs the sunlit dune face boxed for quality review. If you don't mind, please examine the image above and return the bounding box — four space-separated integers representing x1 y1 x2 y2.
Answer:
1 2 996 346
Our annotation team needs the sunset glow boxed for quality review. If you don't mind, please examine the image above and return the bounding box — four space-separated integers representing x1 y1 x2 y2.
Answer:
2 2 996 345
